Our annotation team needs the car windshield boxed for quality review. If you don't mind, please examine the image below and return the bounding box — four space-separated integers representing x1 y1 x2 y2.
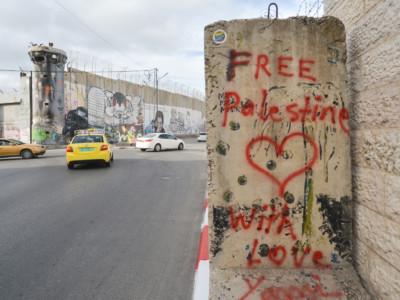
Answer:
143 133 156 138
9 139 25 145
199 133 206 135
72 135 103 144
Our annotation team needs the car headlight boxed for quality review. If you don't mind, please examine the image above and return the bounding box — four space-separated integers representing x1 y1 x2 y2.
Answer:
35 147 43 149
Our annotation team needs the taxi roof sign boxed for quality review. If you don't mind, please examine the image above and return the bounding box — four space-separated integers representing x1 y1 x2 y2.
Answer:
74 128 104 135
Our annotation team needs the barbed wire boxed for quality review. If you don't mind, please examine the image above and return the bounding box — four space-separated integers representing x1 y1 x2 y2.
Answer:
297 0 324 17
313 1 324 17
0 51 205 101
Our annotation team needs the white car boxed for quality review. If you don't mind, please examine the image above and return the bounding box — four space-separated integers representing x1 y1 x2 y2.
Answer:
197 132 206 142
136 133 185 152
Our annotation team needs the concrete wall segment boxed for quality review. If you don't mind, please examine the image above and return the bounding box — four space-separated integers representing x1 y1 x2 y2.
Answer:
204 16 369 298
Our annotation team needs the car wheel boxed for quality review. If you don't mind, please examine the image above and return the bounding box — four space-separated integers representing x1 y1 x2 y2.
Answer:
21 149 33 159
67 163 74 169
105 156 112 167
140 148 146 152
111 154 114 161
154 144 161 152
178 143 184 150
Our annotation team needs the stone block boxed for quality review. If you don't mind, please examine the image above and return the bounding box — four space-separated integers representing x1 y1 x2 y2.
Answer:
351 130 400 175
347 0 400 59
348 34 400 95
349 82 400 130
325 0 364 28
354 203 400 271
324 0 342 15
352 237 370 289
368 252 400 300
352 166 385 214
366 0 382 12
385 174 400 220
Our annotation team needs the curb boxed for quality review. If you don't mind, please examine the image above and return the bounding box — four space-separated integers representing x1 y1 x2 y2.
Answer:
193 198 209 300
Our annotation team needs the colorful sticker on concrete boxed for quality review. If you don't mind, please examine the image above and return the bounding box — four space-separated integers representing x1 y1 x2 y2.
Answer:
213 30 227 44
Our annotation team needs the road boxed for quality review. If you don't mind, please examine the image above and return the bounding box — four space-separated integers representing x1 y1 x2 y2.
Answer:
0 139 207 300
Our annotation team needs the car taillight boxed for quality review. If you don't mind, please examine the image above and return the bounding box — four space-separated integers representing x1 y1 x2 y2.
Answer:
197 135 200 138
100 145 108 151
144 139 153 142
66 146 73 152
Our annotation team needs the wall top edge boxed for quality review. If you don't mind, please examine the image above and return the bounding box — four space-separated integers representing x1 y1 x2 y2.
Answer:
205 16 344 30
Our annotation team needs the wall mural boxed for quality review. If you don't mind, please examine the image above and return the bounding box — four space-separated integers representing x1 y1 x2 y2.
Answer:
61 86 145 143
87 86 144 143
63 84 204 141
144 108 205 135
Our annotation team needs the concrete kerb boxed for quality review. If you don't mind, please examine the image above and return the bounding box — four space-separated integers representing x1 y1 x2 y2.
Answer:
193 197 209 300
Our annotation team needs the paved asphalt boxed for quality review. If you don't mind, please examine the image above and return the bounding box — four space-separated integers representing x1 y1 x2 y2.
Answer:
0 139 207 300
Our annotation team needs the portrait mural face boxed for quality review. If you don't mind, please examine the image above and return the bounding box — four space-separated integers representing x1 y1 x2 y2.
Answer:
154 110 165 133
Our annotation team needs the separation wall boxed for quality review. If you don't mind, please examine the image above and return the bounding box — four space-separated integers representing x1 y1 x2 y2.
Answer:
0 69 205 143
61 69 205 144
205 16 369 299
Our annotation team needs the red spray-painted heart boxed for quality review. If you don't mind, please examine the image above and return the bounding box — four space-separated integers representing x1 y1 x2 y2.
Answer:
245 132 318 197
268 245 287 266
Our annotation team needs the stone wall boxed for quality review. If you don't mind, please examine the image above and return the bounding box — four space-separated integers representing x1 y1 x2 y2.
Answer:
325 0 400 299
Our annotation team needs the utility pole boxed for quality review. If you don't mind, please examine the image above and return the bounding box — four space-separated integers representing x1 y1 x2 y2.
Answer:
29 71 33 143
155 68 158 113
154 68 168 114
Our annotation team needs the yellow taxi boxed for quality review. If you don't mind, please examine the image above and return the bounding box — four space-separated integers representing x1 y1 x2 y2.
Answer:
66 129 114 169
0 138 46 159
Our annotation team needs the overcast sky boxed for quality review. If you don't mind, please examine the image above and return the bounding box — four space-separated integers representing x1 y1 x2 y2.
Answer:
0 0 323 95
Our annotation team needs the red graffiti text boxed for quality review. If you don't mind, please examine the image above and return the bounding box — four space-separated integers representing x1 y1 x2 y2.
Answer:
227 50 316 82
248 239 331 269
222 90 349 134
240 276 344 300
230 203 297 240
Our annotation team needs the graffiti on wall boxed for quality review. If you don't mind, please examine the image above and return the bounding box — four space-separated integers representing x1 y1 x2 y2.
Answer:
64 78 86 114
211 48 352 271
144 108 201 135
87 87 143 126
105 124 144 144
31 66 65 144
239 274 343 300
168 109 197 133
58 85 147 141
2 127 30 142
62 107 88 137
